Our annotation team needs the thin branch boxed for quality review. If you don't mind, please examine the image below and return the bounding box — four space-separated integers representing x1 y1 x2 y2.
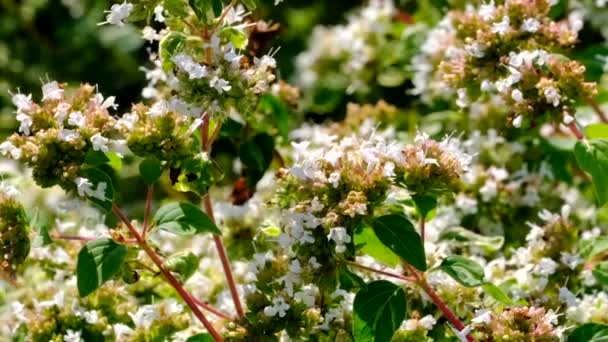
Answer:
142 185 155 238
346 261 415 282
192 296 235 321
568 122 585 140
112 204 224 342
587 96 608 123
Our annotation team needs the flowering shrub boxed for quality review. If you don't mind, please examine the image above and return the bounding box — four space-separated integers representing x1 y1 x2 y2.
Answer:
3 0 608 341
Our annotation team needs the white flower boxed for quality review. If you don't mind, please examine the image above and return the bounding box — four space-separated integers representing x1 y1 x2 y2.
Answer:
264 296 290 317
172 53 208 79
91 133 110 152
102 1 133 26
511 89 524 103
117 112 138 131
520 18 540 32
68 111 86 128
328 172 341 188
129 305 160 329
12 93 33 113
559 287 578 307
471 309 492 324
209 76 232 93
456 88 469 108
560 252 583 270
58 129 81 142
563 113 575 125
450 325 473 342
294 285 318 308
534 257 559 277
327 227 351 253
512 115 523 128
491 16 510 35
0 141 22 159
543 86 561 107
113 323 134 340
75 177 107 201
419 315 437 330
142 26 162 42
83 310 99 324
92 93 118 110
224 48 243 69
480 179 498 202
480 80 493 92
464 43 485 58
308 256 321 269
153 5 165 22
42 81 64 101
0 182 20 197
64 330 82 342
147 100 169 118
16 113 33 135
479 2 496 21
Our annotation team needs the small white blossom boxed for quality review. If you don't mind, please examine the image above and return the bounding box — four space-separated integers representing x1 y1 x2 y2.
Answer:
11 93 33 113
64 330 82 342
57 129 81 142
153 5 165 22
520 18 541 32
456 88 469 108
42 81 64 101
559 287 578 307
129 305 160 329
512 115 523 128
172 53 208 79
102 1 133 26
209 76 232 93
327 227 351 253
264 296 290 317
68 111 86 128
0 141 22 159
75 177 107 201
544 86 561 107
491 16 510 35
16 113 33 135
91 133 110 152
328 172 341 188
511 89 524 103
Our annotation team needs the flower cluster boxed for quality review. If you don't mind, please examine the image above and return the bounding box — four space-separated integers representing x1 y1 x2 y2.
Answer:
414 0 597 127
0 186 30 279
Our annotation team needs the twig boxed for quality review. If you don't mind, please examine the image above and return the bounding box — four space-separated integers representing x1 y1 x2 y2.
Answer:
142 185 155 238
346 261 416 282
568 122 585 140
112 204 224 342
192 296 235 321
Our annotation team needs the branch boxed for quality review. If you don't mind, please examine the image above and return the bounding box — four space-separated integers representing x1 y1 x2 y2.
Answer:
346 261 415 282
112 204 224 342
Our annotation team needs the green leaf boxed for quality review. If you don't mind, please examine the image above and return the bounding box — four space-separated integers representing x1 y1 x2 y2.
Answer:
159 32 186 71
353 280 407 342
188 0 213 23
218 27 248 49
482 283 512 304
439 227 504 253
239 133 275 188
339 266 366 291
371 214 426 271
355 226 400 267
211 0 223 17
77 238 127 297
574 139 608 206
29 208 52 246
186 333 215 342
593 261 608 286
585 123 608 139
154 202 221 236
568 323 608 342
411 194 437 220
164 0 189 18
139 157 163 185
165 251 199 281
439 256 485 287
579 237 608 259
79 168 114 212
258 93 289 139
240 0 256 10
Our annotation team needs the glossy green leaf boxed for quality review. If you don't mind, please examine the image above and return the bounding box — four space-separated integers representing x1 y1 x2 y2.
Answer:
219 27 248 49
186 333 215 342
355 226 400 267
77 238 127 297
482 283 512 304
439 256 485 287
79 168 114 212
585 123 608 139
188 0 213 23
139 157 163 185
411 194 437 220
574 139 608 206
439 227 504 253
239 133 275 188
154 202 221 235
593 261 608 286
339 266 366 291
372 214 426 271
165 251 199 281
568 323 608 342
353 280 407 342
164 0 189 18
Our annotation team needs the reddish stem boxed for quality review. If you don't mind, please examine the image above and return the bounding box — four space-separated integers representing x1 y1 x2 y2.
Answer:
53 234 96 242
192 296 234 321
587 97 608 123
405 264 475 342
200 112 245 319
204 194 245 319
346 261 415 282
142 185 155 238
112 204 224 342
420 217 426 244
568 122 585 140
